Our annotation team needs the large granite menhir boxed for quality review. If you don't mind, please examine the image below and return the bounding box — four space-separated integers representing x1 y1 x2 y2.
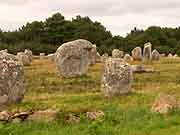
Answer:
55 39 96 77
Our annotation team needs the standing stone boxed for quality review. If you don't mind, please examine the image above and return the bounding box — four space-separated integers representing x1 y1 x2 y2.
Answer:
168 53 173 57
152 49 160 61
112 49 123 58
124 54 133 63
0 51 16 61
40 53 45 60
0 52 26 106
101 53 109 62
17 52 31 66
47 54 55 62
102 53 108 57
0 111 11 121
174 54 178 58
24 49 33 62
55 39 95 77
89 44 97 65
131 47 142 61
143 42 152 61
101 58 133 97
161 53 166 57
86 111 104 120
0 49 8 53
95 52 101 63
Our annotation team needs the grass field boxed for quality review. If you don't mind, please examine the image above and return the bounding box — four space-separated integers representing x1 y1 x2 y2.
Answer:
1 58 180 135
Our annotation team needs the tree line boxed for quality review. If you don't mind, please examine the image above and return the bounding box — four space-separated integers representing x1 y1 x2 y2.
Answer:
0 12 180 55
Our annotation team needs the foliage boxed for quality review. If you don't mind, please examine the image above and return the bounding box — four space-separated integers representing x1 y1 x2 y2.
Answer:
1 13 180 55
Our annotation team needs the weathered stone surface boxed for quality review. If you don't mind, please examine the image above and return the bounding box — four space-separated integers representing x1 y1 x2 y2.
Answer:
101 53 109 62
27 109 59 122
95 52 101 63
101 58 133 97
151 94 179 114
65 114 80 124
0 111 11 121
0 52 26 105
112 49 123 58
17 52 31 66
124 54 133 63
174 54 178 58
89 44 97 65
143 42 152 61
24 49 33 62
40 53 45 59
55 39 95 77
152 49 160 61
0 51 17 61
86 111 104 120
131 47 142 61
47 54 55 62
0 49 8 53
102 53 108 57
168 53 173 57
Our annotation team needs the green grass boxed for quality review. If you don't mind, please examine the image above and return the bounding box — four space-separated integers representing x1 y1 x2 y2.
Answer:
2 58 180 135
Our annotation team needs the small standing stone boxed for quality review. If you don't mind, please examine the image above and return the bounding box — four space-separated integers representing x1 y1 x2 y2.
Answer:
101 53 109 62
124 54 133 63
143 42 152 62
0 111 11 121
0 49 8 53
101 58 133 97
65 114 80 124
40 53 45 59
168 53 173 57
17 52 31 66
95 52 101 63
47 54 55 62
86 111 104 120
89 44 97 65
174 54 178 58
112 49 123 58
152 49 160 61
131 47 142 61
24 49 33 62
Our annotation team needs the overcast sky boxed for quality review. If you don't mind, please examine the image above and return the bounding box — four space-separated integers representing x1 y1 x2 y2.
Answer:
0 0 180 36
